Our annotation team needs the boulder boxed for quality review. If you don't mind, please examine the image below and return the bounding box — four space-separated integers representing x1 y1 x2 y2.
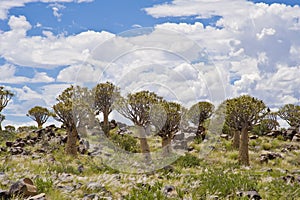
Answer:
173 131 185 141
25 193 46 200
249 135 259 140
9 178 38 197
0 190 10 199
220 134 229 140
236 190 261 200
292 134 300 142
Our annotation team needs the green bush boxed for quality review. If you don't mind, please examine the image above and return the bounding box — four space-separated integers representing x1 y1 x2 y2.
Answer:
174 153 201 168
262 143 272 150
110 133 139 153
0 130 16 143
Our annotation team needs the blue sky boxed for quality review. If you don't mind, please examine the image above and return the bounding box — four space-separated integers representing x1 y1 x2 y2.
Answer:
0 0 300 127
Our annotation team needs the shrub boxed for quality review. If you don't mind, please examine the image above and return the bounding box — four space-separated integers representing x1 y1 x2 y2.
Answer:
110 133 139 153
262 143 272 150
4 125 15 132
174 153 201 168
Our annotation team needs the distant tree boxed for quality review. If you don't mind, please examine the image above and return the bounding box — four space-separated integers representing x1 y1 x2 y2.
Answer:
0 114 5 131
27 106 53 128
116 90 163 161
0 86 14 113
93 82 120 136
225 95 269 165
5 125 15 132
187 101 214 139
278 104 300 129
53 85 93 156
151 101 182 155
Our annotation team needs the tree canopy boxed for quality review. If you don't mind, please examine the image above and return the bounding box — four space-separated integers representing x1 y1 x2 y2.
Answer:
277 104 300 128
27 106 53 128
0 86 14 113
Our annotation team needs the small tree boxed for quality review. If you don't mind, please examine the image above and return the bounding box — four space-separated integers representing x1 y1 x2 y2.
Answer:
187 101 214 139
93 82 120 136
278 104 300 129
27 106 53 128
0 86 14 113
116 90 163 161
151 101 182 155
225 95 269 165
5 125 15 132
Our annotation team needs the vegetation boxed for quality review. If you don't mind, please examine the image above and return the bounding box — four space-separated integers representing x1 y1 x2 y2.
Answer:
278 104 300 128
27 106 53 128
2 84 300 199
93 81 120 136
225 95 269 165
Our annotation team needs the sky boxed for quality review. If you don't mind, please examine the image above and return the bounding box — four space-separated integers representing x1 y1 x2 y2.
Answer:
0 0 300 128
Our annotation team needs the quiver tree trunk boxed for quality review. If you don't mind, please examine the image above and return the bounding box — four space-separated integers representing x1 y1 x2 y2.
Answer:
239 126 249 166
232 130 240 149
66 125 78 156
137 126 151 162
162 136 172 156
103 111 110 137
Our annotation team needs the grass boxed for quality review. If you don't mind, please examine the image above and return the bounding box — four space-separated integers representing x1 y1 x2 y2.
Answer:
1 127 300 199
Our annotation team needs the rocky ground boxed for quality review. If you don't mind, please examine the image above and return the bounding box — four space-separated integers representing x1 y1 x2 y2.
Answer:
0 124 300 200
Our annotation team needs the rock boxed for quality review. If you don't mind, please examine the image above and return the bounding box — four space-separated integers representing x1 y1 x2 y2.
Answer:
25 193 46 200
78 165 84 173
0 189 10 199
237 190 261 200
86 182 104 191
249 135 259 140
282 175 296 184
172 140 188 150
13 141 26 148
5 141 13 147
208 195 219 200
292 134 300 142
163 185 177 197
82 194 99 200
173 131 185 140
9 178 38 197
10 147 23 155
220 134 229 140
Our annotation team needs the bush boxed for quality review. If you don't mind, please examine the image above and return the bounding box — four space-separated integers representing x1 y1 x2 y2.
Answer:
262 143 272 150
110 133 139 153
4 125 15 132
174 153 201 168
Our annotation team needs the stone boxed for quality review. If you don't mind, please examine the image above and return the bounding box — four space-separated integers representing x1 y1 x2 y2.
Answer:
86 182 104 191
237 190 261 200
25 193 46 200
220 134 229 140
5 141 13 147
10 147 23 155
173 131 185 140
9 178 38 197
82 193 99 200
163 185 177 197
292 134 300 142
249 135 259 140
0 190 10 199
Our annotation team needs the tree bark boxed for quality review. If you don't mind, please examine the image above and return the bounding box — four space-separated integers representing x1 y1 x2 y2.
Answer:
137 126 152 162
232 130 240 149
103 111 110 137
162 136 172 156
66 125 78 156
239 127 249 166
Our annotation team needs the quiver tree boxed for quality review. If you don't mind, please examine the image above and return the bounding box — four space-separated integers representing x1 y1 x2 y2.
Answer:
27 106 53 128
151 101 182 155
115 90 163 161
53 85 92 156
0 86 14 113
278 104 300 129
225 95 269 165
93 82 120 136
187 101 214 140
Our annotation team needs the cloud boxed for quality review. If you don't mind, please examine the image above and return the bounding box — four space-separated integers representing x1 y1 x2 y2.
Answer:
49 3 65 21
0 64 55 84
0 0 94 20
